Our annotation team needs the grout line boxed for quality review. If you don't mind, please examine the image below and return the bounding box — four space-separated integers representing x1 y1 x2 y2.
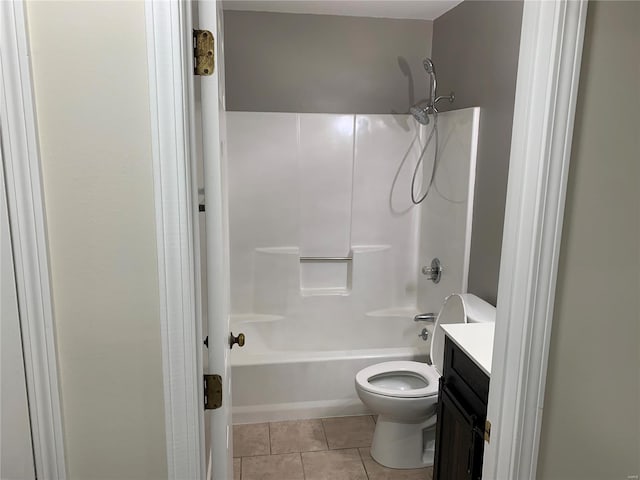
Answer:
329 446 370 452
316 418 329 451
319 418 330 450
267 422 272 455
356 448 370 480
300 452 306 480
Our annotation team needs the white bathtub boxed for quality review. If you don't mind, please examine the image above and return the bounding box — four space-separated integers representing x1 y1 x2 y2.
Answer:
230 312 429 424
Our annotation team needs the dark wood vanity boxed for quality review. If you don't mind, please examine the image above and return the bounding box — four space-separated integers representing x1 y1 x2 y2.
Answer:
433 336 489 480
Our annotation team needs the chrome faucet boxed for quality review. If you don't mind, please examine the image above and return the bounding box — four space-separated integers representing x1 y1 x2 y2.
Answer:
414 313 436 322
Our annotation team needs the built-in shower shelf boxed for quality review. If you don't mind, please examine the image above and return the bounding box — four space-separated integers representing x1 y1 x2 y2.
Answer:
230 314 285 324
300 287 351 297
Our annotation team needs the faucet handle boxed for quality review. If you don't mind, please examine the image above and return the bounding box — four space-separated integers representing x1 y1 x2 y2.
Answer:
421 258 442 284
414 313 436 322
418 328 429 341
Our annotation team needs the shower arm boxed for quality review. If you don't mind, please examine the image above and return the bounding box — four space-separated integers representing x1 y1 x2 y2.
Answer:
434 92 456 105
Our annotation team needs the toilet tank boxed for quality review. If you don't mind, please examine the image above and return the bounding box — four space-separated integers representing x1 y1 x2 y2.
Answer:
430 293 495 374
460 294 496 323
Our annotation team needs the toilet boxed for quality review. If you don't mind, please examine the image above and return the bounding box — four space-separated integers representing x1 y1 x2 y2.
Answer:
355 293 495 469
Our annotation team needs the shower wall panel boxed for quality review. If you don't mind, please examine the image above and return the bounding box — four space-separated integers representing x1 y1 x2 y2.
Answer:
352 115 423 307
226 113 299 312
417 108 480 311
227 112 422 317
298 115 355 293
226 109 479 322
299 114 354 258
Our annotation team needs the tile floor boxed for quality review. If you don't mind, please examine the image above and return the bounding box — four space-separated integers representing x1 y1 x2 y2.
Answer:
233 415 433 480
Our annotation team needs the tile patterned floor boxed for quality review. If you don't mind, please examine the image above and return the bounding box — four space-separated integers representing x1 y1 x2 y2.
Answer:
233 415 433 480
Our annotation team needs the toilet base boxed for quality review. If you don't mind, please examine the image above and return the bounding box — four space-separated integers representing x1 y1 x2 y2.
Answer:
370 415 437 469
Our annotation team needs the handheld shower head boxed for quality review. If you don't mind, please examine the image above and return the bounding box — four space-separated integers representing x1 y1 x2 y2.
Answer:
410 105 430 125
423 58 435 74
422 57 437 107
409 58 453 125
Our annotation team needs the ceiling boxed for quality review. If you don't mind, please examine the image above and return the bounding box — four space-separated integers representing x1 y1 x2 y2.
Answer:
222 0 464 21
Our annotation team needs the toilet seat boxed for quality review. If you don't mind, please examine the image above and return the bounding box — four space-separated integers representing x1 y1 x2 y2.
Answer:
355 361 440 398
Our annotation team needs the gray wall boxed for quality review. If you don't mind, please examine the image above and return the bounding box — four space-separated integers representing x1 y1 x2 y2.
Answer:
537 2 640 478
223 10 433 114
431 1 523 304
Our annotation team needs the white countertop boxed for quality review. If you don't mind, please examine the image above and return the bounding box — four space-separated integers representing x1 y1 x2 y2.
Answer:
441 323 495 376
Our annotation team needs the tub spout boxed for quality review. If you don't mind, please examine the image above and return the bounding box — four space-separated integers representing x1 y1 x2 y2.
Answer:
414 313 436 322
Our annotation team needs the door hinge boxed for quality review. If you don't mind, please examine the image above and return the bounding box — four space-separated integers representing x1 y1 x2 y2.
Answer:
193 29 214 76
484 420 491 443
204 374 222 410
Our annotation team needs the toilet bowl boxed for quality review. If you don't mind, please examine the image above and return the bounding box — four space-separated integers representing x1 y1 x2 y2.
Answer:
356 361 439 469
354 293 495 469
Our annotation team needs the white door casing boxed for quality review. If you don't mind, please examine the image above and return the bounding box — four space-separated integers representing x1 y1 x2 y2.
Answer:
483 1 587 479
1 131 36 480
144 0 206 478
145 0 232 478
0 1 66 478
145 1 589 479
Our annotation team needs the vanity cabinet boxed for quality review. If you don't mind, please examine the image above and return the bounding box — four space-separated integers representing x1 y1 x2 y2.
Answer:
433 336 489 480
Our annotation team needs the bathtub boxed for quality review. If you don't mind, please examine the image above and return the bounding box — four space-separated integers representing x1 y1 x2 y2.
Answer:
230 311 429 424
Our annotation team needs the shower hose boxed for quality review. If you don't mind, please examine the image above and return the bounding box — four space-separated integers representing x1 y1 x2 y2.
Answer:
411 113 439 205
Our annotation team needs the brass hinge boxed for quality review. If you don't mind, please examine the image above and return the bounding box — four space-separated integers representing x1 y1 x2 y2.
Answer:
484 420 492 443
204 374 222 410
193 29 214 76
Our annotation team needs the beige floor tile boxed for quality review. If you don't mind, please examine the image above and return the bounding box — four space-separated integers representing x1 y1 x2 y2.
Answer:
241 453 304 480
322 415 375 449
302 449 368 480
233 458 241 480
359 448 434 480
233 423 270 457
270 419 328 454
302 448 367 480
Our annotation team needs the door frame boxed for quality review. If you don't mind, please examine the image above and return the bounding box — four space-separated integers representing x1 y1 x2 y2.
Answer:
0 1 67 478
144 1 588 479
144 1 205 479
483 1 587 478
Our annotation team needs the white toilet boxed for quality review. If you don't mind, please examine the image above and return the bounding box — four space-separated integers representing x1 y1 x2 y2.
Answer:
355 293 495 469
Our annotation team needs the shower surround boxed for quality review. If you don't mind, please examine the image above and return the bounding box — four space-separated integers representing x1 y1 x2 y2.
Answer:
226 108 480 423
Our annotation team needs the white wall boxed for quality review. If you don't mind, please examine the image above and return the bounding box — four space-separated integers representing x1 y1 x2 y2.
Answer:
26 2 167 479
536 2 640 478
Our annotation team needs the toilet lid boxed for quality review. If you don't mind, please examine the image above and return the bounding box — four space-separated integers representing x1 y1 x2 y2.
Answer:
356 361 440 398
430 294 467 375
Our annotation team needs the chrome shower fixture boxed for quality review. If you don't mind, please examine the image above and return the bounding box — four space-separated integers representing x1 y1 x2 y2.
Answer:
423 58 435 74
409 105 430 125
408 57 455 205
409 57 455 125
